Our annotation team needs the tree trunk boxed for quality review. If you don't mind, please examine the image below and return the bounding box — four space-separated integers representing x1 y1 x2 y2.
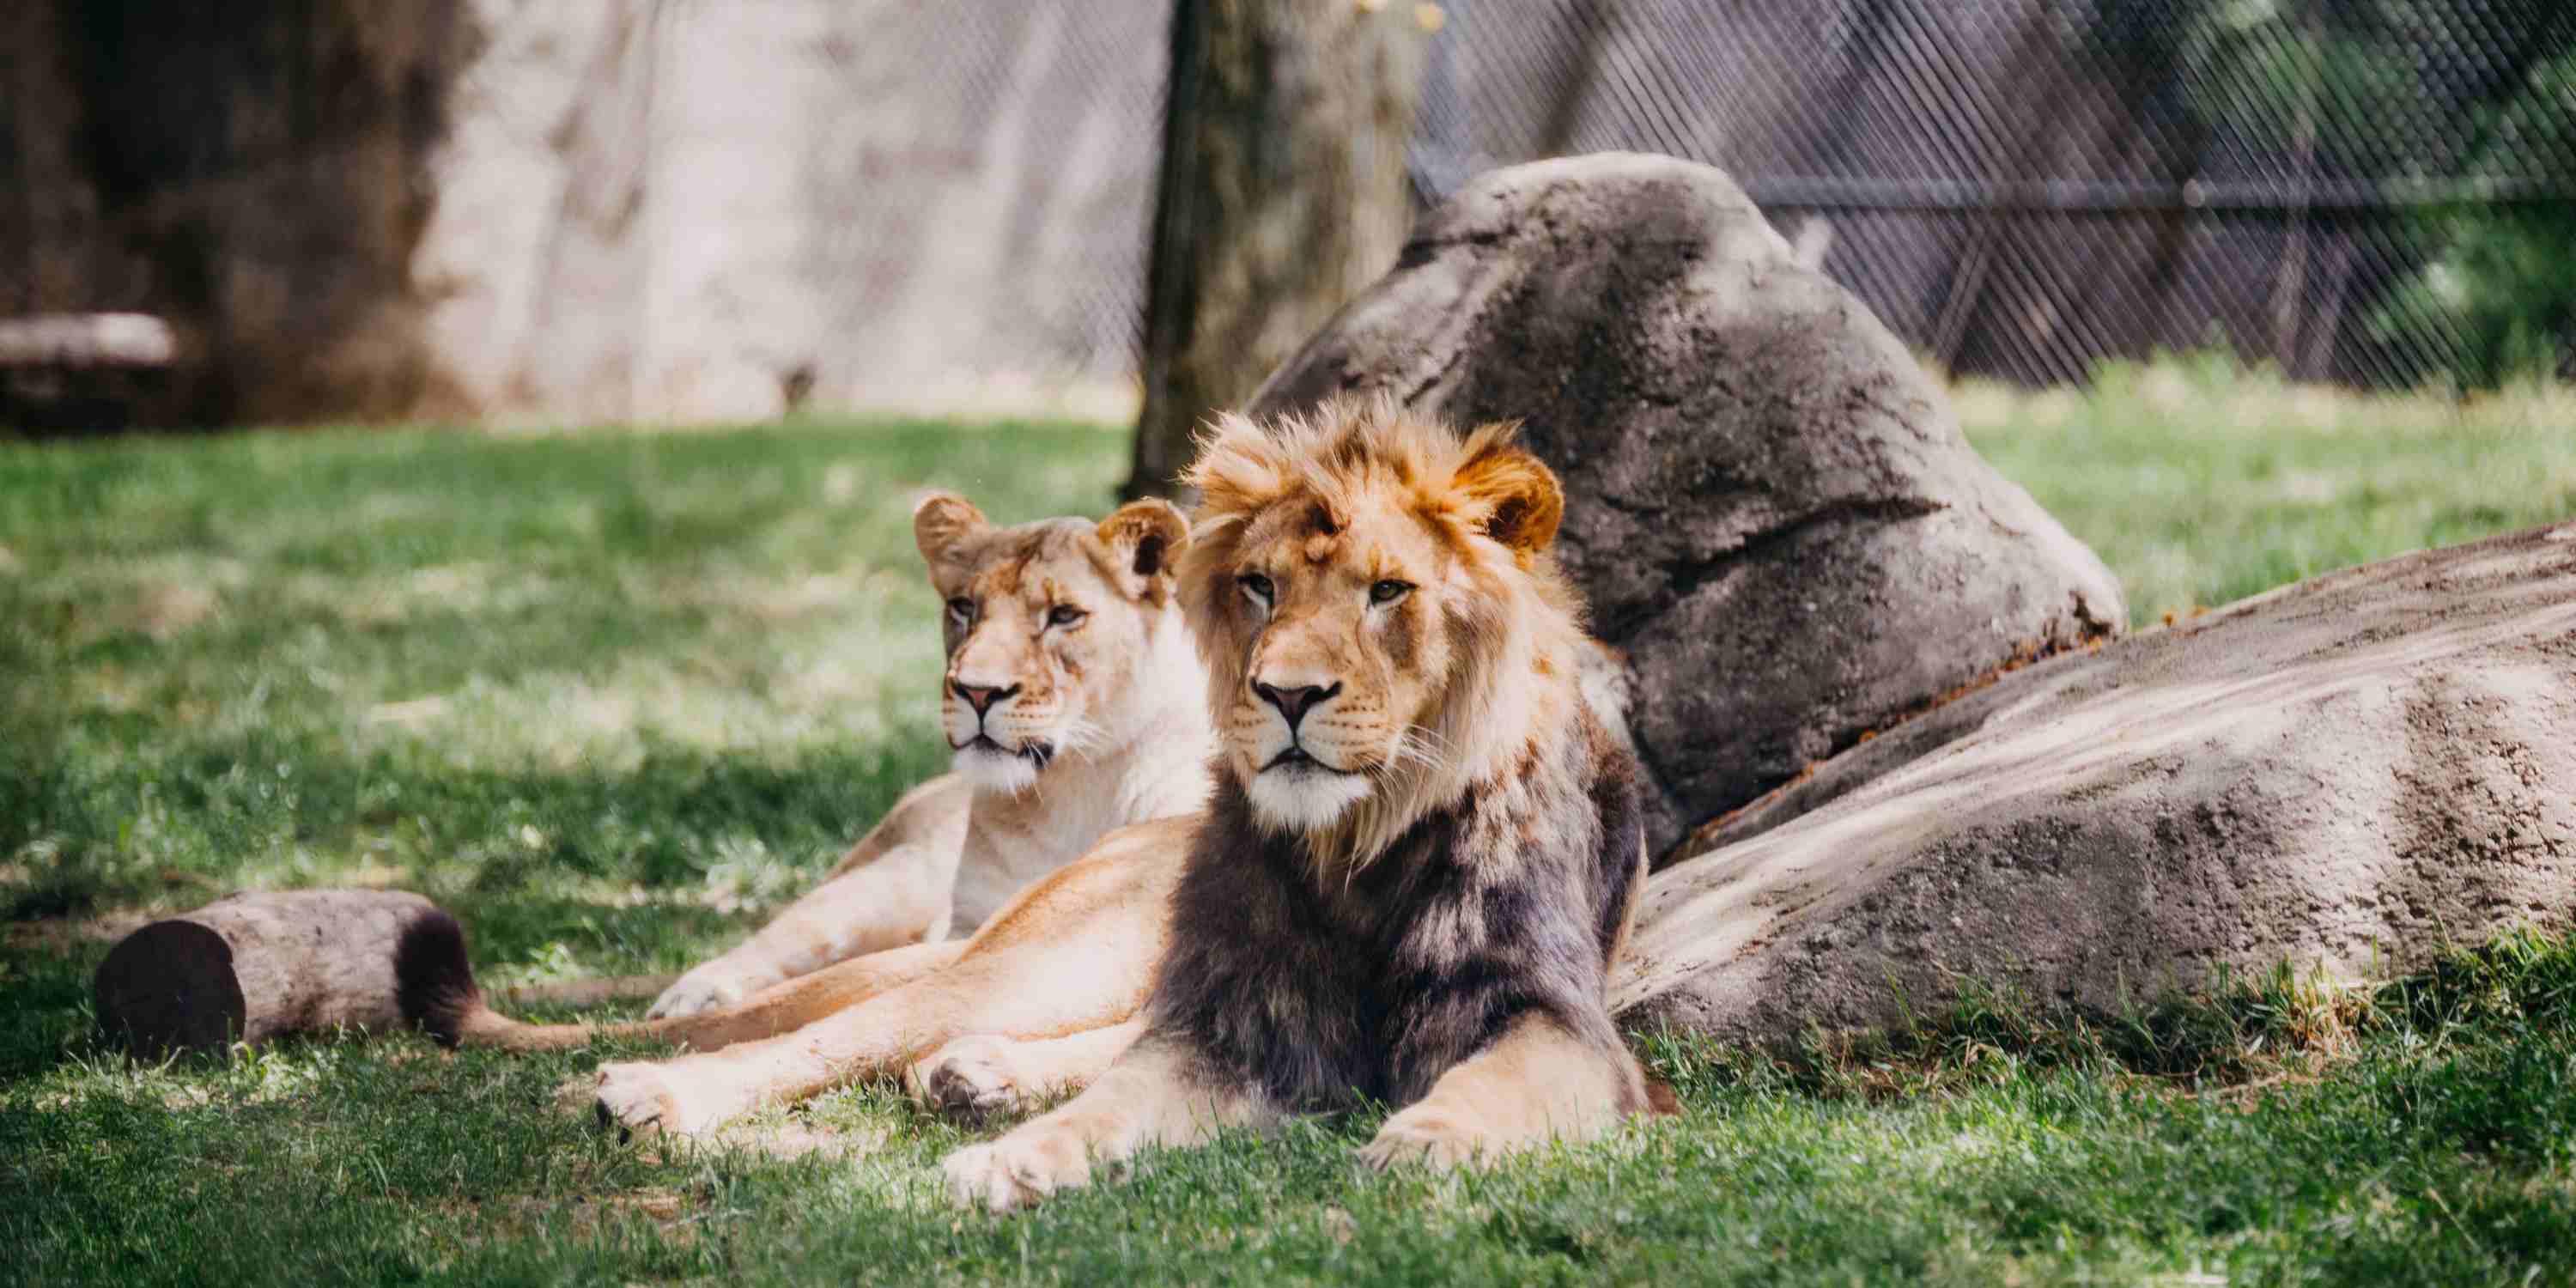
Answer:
1123 0 1432 500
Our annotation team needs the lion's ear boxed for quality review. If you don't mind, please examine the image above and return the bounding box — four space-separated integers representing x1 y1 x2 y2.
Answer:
1451 432 1563 559
913 491 990 572
1096 497 1191 597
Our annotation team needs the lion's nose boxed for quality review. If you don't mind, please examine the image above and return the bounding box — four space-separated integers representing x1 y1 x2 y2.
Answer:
952 681 1021 715
1252 680 1341 732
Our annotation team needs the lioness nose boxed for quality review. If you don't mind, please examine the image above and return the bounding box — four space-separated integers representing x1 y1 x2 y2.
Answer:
952 681 1020 714
1253 680 1341 732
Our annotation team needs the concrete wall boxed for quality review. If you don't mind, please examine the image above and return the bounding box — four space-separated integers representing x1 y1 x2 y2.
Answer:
416 0 1166 428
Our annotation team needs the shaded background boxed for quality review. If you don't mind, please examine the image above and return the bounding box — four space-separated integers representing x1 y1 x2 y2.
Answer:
2 0 2570 436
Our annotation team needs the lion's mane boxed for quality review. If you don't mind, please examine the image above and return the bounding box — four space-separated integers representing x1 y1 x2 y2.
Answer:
1147 399 1654 1113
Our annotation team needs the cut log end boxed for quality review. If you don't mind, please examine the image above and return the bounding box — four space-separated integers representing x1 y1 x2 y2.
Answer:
93 920 249 1060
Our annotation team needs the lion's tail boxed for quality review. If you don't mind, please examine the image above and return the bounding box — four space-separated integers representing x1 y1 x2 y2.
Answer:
392 909 671 1052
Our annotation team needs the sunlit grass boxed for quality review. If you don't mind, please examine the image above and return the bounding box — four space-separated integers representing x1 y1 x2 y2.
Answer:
4 386 2573 1285
1959 353 2576 625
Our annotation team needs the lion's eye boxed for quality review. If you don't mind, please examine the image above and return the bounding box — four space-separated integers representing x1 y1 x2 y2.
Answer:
946 597 974 623
1047 604 1087 629
1369 579 1413 605
1238 573 1274 606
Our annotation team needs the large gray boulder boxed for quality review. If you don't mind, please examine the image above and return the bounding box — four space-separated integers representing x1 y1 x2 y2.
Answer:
1613 522 2576 1045
1252 153 2125 854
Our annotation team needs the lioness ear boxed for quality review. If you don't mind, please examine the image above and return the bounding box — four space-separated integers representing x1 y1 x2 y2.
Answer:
913 491 990 572
1095 497 1191 598
1451 431 1564 560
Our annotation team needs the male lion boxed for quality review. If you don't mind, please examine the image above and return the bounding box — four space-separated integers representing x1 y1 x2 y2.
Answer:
940 401 1670 1212
431 491 1215 1078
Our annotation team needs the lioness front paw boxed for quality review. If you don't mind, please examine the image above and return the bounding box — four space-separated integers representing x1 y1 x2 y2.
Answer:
592 1060 731 1139
1358 1104 1491 1171
939 1127 1096 1214
646 963 775 1019
907 1035 1035 1121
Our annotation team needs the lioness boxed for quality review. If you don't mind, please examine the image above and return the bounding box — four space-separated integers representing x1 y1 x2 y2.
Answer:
940 402 1670 1211
433 490 1214 1061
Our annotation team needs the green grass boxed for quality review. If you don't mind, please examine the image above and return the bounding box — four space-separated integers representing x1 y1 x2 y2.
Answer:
4 376 2574 1285
1958 354 2576 626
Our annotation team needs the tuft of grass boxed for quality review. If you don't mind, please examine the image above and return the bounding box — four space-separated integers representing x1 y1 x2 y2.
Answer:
5 398 2575 1285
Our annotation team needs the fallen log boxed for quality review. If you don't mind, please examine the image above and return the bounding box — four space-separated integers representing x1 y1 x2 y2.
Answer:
0 313 179 368
90 890 671 1060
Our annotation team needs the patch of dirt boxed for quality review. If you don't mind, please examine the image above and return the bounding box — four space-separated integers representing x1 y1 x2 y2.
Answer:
6 911 154 952
134 581 221 638
708 1117 890 1162
443 1189 701 1248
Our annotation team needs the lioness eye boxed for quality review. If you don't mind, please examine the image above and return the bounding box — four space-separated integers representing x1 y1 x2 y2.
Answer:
1238 573 1273 605
1047 604 1086 628
946 597 974 623
1370 579 1413 605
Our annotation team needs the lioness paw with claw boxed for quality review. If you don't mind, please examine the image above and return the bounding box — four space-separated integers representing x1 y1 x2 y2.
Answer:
644 963 775 1019
592 1060 729 1139
941 1129 1097 1214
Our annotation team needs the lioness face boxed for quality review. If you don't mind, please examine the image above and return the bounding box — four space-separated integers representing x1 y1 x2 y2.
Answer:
1184 404 1566 836
914 492 1190 794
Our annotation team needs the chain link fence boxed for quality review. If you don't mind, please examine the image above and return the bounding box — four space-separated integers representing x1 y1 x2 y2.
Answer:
1412 0 2576 387
968 0 2574 392
18 0 2560 429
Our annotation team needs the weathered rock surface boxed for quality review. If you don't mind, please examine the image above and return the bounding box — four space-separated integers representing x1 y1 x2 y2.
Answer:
1253 152 2127 852
1613 522 2576 1045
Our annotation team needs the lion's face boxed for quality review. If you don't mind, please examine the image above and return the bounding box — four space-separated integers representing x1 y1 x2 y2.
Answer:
1210 490 1457 829
1182 401 1573 842
914 492 1191 794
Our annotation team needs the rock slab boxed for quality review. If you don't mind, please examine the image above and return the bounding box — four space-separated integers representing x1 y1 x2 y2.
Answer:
1613 522 2576 1045
1252 152 2125 853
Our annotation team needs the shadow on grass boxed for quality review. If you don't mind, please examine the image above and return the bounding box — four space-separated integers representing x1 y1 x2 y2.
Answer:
1643 926 2576 1106
1 729 945 921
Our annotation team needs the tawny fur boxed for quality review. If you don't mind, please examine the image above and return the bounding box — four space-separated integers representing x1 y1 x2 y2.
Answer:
549 403 1663 1155
431 495 1215 1054
940 399 1669 1214
585 818 1188 1138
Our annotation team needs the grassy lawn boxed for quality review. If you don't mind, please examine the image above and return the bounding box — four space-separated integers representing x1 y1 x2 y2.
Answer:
3 368 2573 1285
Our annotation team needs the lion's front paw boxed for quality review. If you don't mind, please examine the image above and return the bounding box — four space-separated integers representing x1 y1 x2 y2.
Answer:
1358 1104 1491 1171
646 963 775 1019
939 1127 1096 1214
592 1060 731 1139
907 1035 1036 1121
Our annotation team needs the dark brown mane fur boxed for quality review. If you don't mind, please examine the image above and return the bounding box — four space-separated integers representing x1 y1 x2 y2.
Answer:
1148 701 1648 1109
1147 399 1659 1114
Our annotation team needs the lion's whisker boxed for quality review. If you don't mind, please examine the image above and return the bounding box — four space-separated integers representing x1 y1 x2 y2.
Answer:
1053 717 1111 758
1389 729 1455 776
